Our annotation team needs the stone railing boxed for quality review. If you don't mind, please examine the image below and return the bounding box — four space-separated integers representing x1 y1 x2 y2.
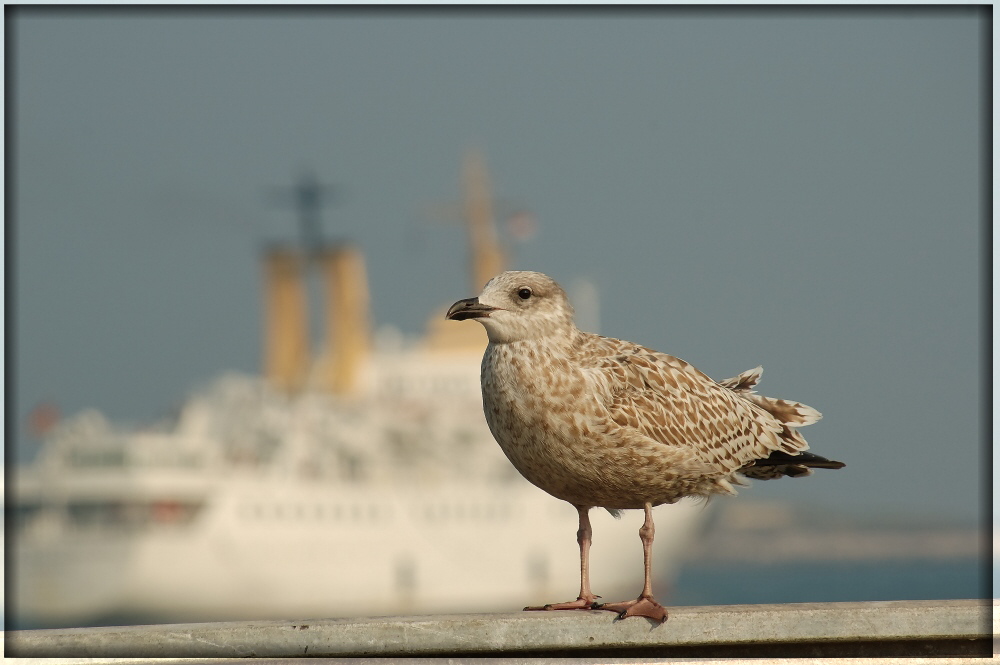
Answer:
4 599 992 659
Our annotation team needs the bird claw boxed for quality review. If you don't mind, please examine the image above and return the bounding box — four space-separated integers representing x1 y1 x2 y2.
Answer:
524 596 602 611
596 596 669 623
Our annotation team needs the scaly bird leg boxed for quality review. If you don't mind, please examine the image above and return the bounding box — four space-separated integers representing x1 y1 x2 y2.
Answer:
597 502 669 622
524 504 601 611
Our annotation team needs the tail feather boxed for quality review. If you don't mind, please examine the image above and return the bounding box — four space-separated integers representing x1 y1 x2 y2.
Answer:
718 365 823 427
718 366 762 393
776 423 809 454
718 366 821 427
718 365 832 479
744 393 822 427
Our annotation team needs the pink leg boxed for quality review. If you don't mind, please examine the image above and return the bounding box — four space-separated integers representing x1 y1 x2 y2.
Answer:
524 505 601 611
597 502 668 622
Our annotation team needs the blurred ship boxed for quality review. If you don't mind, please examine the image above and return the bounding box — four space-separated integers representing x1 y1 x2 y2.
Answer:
12 151 705 627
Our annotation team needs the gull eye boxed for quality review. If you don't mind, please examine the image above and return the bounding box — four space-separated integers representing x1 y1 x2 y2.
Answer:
517 287 532 300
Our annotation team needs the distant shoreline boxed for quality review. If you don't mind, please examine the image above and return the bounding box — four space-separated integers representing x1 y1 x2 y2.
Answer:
685 527 982 564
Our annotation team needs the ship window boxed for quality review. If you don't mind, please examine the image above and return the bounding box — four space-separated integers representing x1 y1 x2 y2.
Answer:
64 500 207 529
68 449 126 467
344 455 362 481
527 552 549 586
149 500 203 525
67 500 119 526
14 501 43 529
395 556 416 593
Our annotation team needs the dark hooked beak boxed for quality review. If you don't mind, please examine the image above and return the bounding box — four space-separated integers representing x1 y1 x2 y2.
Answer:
446 297 497 321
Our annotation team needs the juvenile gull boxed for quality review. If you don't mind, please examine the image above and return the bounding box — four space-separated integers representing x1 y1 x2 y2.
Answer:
446 270 844 622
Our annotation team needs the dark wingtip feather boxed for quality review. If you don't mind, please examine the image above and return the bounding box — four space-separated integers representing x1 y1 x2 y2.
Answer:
740 450 845 480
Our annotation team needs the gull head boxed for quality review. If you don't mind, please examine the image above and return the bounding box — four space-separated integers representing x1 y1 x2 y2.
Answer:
446 270 576 344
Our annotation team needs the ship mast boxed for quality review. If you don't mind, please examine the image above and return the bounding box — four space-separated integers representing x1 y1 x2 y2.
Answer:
420 149 508 353
462 148 506 293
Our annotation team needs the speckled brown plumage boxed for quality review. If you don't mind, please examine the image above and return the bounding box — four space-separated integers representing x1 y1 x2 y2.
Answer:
446 270 843 622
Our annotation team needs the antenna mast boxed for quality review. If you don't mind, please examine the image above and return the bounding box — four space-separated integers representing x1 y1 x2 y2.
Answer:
462 149 506 293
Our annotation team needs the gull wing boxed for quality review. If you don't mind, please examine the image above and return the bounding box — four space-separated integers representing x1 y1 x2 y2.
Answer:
576 334 806 475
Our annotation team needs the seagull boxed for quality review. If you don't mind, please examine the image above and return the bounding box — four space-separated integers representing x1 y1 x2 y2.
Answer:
446 270 844 622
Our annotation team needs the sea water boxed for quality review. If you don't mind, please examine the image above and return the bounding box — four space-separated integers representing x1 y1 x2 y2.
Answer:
666 557 986 606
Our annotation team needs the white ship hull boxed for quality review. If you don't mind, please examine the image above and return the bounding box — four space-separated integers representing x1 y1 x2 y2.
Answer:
15 471 704 624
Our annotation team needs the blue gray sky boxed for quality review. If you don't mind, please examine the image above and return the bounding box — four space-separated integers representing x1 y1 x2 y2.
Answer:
11 8 986 523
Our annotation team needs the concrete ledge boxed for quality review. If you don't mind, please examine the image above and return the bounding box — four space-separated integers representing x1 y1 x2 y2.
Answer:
4 599 992 658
